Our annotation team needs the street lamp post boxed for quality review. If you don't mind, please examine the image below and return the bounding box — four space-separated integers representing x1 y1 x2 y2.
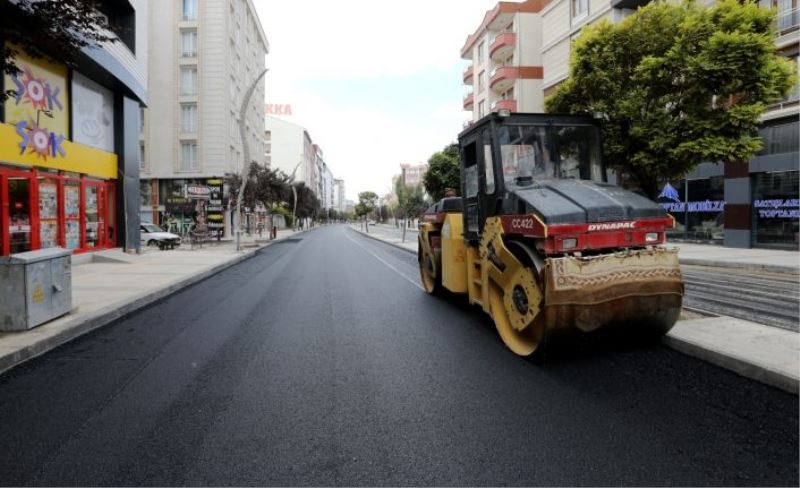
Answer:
236 67 269 251
289 159 302 231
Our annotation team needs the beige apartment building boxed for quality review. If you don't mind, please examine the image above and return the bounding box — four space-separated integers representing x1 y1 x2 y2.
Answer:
461 0 549 122
461 0 798 249
140 0 269 237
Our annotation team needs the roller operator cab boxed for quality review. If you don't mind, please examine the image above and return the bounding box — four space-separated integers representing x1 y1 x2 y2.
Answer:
418 113 684 356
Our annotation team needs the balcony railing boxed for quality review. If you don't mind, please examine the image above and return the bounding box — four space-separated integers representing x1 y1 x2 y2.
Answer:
491 99 517 113
489 66 520 91
463 92 475 109
769 83 800 110
489 33 516 62
463 65 474 85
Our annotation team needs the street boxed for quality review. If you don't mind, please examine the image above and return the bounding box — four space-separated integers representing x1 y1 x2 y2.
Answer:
0 225 797 486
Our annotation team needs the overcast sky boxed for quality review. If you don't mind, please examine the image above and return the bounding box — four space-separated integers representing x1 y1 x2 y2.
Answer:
254 0 499 201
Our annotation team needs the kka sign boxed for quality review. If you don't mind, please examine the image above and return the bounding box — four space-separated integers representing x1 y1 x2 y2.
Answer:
265 104 293 116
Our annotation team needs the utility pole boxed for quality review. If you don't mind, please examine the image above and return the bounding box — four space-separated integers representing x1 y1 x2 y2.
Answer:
236 68 268 251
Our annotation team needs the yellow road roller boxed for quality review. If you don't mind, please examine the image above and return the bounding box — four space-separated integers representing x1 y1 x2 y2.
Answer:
418 113 683 356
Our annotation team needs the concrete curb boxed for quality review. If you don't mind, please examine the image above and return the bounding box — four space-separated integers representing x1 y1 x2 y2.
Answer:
678 257 799 275
662 333 798 394
0 231 309 375
349 227 416 255
350 227 798 394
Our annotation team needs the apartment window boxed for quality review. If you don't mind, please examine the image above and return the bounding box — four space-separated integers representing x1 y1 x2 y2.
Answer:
478 100 486 118
181 104 197 133
572 0 589 21
181 30 197 57
477 41 485 64
182 0 197 21
139 143 145 170
181 142 197 171
180 67 197 95
139 107 145 135
478 70 485 92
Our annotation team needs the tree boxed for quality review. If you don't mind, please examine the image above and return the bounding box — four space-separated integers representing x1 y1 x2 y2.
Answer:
354 191 378 220
423 143 461 201
545 0 795 198
1 0 117 101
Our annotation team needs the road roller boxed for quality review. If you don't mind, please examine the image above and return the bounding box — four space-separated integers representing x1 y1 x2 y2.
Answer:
418 113 683 356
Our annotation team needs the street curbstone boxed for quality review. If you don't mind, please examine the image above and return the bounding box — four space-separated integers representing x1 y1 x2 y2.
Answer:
678 257 799 275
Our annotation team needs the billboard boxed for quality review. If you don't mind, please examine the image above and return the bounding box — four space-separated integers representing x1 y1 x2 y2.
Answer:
71 71 115 152
4 48 69 159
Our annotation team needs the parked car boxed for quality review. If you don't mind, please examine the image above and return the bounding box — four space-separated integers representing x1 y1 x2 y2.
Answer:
140 223 181 250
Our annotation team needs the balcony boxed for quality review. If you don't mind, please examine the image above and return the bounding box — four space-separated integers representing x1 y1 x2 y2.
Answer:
489 33 516 62
489 66 520 92
462 65 474 85
463 92 474 110
491 99 517 113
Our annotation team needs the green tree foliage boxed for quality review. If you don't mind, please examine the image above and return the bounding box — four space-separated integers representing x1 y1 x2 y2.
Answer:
423 143 461 201
293 182 320 220
227 163 291 211
1 0 117 101
545 0 795 198
355 191 378 219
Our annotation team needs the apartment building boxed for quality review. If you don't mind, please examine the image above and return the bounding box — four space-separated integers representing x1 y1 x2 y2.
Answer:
1 0 147 255
461 0 549 122
140 0 269 238
400 163 429 187
264 116 314 185
333 179 346 213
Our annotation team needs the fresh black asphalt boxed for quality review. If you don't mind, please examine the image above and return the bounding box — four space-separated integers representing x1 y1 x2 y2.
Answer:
0 225 797 486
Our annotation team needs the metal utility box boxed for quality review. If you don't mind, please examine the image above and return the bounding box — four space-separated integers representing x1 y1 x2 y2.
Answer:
0 248 72 331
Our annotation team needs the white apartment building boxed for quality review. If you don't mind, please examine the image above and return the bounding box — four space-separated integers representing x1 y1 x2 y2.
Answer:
140 0 269 237
461 0 548 122
333 179 346 213
400 163 428 187
265 116 316 188
321 161 334 211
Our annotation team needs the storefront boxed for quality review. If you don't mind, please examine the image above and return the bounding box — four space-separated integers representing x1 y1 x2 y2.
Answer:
1 50 119 256
658 116 799 249
140 178 227 239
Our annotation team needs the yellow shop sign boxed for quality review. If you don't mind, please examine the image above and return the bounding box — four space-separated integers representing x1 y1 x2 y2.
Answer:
0 123 117 179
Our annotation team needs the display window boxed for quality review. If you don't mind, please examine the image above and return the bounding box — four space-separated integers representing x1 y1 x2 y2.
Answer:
0 166 117 256
752 171 799 248
658 177 725 243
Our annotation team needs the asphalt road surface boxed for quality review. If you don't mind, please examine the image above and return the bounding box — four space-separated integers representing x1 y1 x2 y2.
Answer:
0 225 797 486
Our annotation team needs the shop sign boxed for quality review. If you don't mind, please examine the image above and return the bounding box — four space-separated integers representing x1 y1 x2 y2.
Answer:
165 196 194 213
5 48 69 160
186 185 211 199
754 199 800 219
206 179 224 231
660 200 725 213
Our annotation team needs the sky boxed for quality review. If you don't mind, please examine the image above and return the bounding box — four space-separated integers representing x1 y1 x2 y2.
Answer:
254 0 499 201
